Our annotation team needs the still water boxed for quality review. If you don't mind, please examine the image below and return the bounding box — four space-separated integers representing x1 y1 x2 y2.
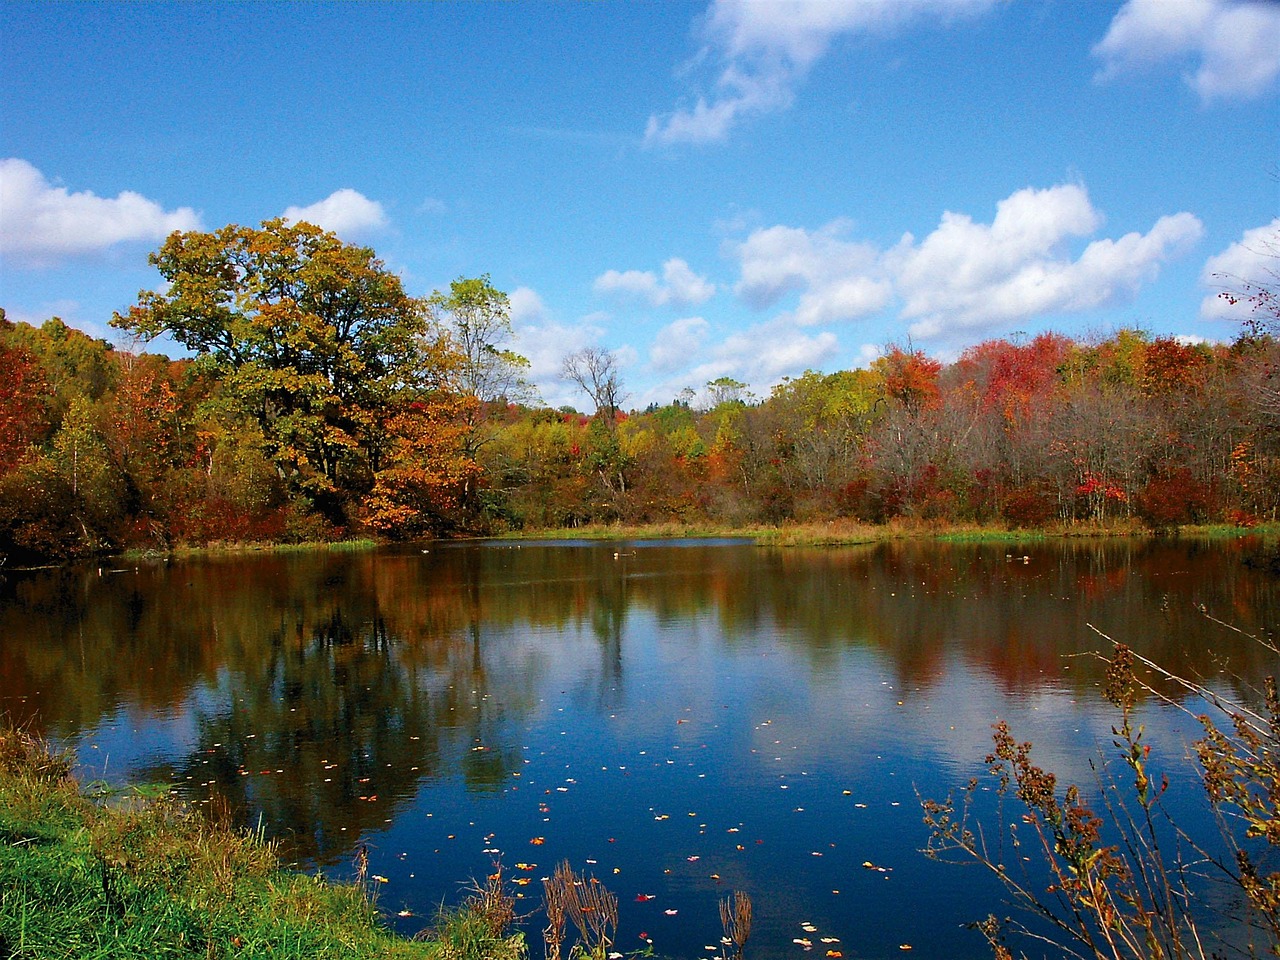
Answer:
2 538 1276 958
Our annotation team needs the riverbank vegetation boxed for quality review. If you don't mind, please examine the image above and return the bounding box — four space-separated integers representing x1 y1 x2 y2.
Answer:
2 221 1278 563
0 725 450 959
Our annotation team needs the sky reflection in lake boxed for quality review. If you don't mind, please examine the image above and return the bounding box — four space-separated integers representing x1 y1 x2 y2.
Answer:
1 538 1275 958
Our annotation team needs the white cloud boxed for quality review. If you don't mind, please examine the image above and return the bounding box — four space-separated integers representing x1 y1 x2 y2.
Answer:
1199 217 1280 320
726 184 1202 343
651 316 711 372
509 286 549 325
1093 0 1280 101
887 184 1202 339
734 220 890 323
594 257 716 307
281 188 388 237
509 294 612 408
646 0 1001 145
856 343 885 368
0 158 202 267
713 317 839 386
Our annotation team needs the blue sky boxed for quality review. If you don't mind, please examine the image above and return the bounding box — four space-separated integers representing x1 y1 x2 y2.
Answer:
2 0 1278 410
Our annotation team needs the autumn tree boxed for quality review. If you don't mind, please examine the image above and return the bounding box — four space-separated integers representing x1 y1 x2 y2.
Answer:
113 219 458 527
0 312 51 473
427 275 531 518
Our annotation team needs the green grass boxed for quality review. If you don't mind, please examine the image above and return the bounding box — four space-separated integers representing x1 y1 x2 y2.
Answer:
0 726 500 960
499 518 1280 548
119 538 379 562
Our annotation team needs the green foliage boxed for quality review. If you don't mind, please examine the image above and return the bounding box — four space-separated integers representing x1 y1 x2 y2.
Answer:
112 219 456 525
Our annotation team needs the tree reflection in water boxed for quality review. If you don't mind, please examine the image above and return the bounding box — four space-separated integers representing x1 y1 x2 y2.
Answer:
1 537 1276 876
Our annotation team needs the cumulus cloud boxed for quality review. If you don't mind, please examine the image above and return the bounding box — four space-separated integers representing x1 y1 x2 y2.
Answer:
0 158 202 267
726 184 1202 342
507 290 613 407
734 220 890 324
710 317 839 386
594 257 716 307
1200 217 1280 320
281 188 388 237
887 185 1202 338
645 0 1000 145
509 286 549 325
651 316 711 372
1093 0 1280 100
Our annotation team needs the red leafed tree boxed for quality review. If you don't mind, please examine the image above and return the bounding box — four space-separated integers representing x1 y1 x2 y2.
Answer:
0 332 51 472
1141 337 1211 395
959 333 1071 423
877 346 942 412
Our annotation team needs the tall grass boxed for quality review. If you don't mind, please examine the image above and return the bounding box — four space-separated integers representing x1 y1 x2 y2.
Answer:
0 725 442 959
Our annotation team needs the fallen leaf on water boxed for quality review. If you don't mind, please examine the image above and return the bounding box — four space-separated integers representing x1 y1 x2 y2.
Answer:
530 837 546 845
826 952 843 958
397 910 413 917
636 894 656 902
899 946 913 952
371 875 389 883
665 909 678 915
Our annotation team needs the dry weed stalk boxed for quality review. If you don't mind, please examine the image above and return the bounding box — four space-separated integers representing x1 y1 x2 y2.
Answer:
542 860 617 960
542 861 569 960
465 862 519 939
720 890 753 960
923 624 1280 960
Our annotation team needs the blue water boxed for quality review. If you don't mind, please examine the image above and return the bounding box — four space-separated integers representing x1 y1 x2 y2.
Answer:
1 538 1274 958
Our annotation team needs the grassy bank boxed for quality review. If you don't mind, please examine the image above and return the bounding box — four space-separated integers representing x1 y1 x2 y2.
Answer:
95 519 1280 566
494 518 1280 548
0 727 493 960
118 538 380 563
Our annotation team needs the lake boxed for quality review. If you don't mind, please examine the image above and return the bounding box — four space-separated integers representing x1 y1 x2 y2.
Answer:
2 537 1276 958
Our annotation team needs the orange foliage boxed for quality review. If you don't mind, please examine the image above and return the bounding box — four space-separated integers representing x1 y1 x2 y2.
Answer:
363 394 480 537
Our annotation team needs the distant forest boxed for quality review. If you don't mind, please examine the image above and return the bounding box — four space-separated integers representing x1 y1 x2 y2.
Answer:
1 220 1277 562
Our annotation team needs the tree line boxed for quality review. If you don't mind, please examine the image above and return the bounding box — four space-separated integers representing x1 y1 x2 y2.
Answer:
1 220 1277 561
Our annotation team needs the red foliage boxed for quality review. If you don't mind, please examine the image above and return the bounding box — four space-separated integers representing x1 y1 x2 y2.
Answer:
1002 485 1059 528
0 342 50 472
1225 509 1259 528
1135 468 1213 527
1142 338 1210 394
958 333 1070 423
880 347 942 410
